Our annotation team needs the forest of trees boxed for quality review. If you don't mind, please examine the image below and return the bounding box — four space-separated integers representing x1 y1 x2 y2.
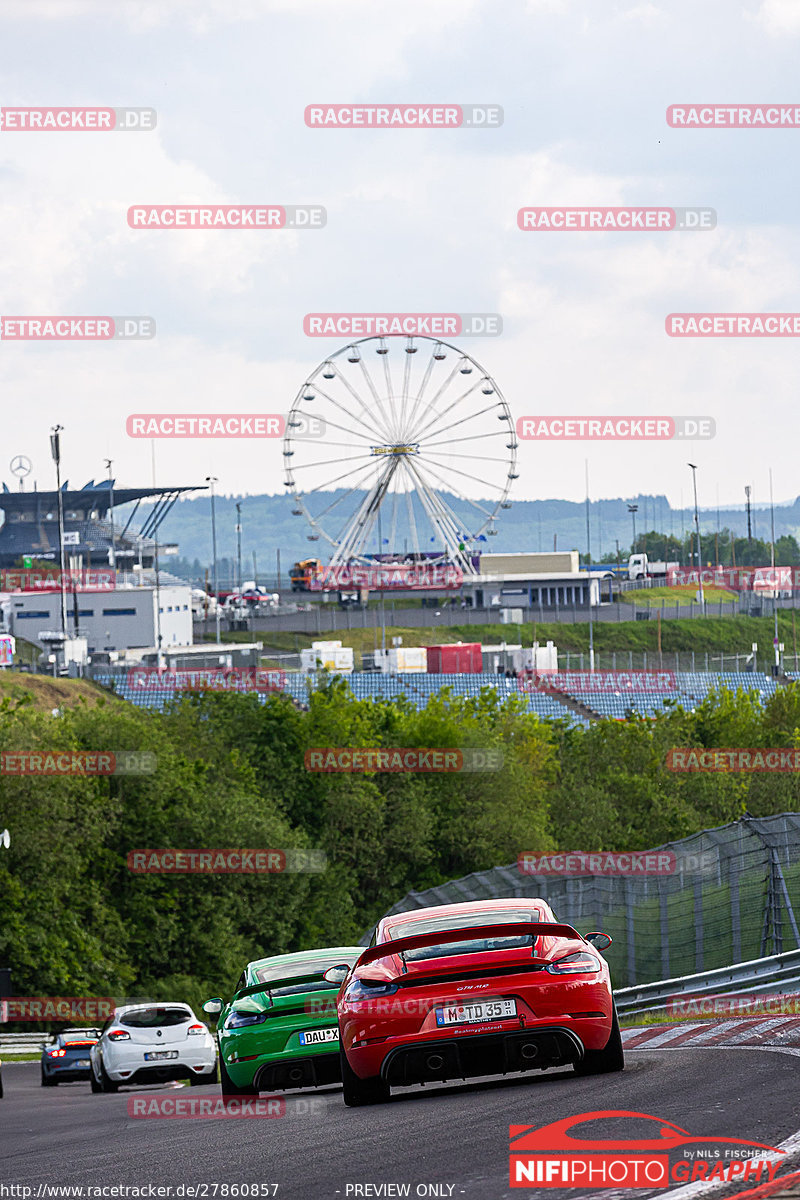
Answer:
2 679 800 1015
598 528 800 567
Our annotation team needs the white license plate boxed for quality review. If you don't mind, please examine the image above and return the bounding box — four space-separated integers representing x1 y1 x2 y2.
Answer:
298 1028 339 1046
75 1059 90 1068
144 1050 179 1061
435 999 517 1026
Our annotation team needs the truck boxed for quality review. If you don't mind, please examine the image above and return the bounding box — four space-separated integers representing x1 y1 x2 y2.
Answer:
628 553 680 582
290 558 323 591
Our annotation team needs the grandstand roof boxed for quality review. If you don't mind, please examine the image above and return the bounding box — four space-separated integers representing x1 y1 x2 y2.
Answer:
0 481 202 514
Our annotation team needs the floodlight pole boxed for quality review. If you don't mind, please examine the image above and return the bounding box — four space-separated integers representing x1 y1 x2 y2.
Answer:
627 504 638 556
586 460 594 670
235 502 243 594
206 476 221 644
104 458 117 572
770 468 780 672
50 426 68 641
688 463 705 615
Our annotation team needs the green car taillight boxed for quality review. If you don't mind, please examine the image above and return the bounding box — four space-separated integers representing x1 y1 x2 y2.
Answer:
225 1009 270 1029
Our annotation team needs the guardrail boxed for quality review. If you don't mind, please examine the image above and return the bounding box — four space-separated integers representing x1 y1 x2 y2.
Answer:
0 1032 50 1054
3 952 800 1045
614 947 800 1017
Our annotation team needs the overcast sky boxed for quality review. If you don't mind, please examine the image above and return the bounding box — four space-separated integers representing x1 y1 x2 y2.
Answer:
1 0 798 521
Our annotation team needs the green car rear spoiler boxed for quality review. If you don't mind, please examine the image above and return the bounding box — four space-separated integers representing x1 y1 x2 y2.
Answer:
232 969 347 1005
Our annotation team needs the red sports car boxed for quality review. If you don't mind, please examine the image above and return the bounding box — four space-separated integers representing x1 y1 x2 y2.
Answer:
333 898 623 1107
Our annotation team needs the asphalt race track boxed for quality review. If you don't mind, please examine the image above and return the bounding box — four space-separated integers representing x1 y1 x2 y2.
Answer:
2 1049 800 1200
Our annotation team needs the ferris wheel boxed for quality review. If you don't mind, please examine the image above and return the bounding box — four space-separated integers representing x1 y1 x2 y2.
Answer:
283 335 517 572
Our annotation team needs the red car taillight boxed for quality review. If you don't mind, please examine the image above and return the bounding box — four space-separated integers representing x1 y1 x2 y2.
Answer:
107 1028 131 1041
546 951 601 974
187 1024 207 1036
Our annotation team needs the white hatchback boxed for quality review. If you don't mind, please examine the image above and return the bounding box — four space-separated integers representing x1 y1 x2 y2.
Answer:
90 1004 217 1092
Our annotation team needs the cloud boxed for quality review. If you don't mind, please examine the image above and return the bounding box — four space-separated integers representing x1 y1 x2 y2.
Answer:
749 0 800 35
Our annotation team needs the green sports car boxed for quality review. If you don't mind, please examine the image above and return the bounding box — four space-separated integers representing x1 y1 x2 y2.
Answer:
203 947 362 1095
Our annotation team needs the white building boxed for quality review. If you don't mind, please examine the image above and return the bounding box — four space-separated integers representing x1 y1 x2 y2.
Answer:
3 583 192 655
463 551 605 610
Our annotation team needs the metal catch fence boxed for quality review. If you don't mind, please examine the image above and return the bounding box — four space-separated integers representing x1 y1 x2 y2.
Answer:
378 815 800 988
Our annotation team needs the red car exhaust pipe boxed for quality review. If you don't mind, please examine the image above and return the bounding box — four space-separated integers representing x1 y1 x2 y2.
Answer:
426 1054 445 1072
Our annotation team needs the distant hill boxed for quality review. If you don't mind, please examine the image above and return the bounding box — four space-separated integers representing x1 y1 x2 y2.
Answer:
139 490 800 585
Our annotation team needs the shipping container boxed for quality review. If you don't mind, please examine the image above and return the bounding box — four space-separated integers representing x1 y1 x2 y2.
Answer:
425 642 483 673
373 647 428 673
300 641 354 674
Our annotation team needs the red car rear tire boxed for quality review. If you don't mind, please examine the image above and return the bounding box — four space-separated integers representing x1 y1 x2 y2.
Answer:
574 1006 624 1076
340 1051 390 1107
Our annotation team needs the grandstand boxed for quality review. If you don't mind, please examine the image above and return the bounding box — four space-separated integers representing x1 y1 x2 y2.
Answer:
574 671 780 720
93 668 791 726
95 668 587 724
0 479 203 569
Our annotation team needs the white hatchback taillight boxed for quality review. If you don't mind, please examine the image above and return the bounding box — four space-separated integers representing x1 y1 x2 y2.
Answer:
187 1023 207 1036
107 1028 131 1040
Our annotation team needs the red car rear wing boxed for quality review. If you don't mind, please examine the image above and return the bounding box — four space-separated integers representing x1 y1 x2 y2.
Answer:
358 921 583 968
